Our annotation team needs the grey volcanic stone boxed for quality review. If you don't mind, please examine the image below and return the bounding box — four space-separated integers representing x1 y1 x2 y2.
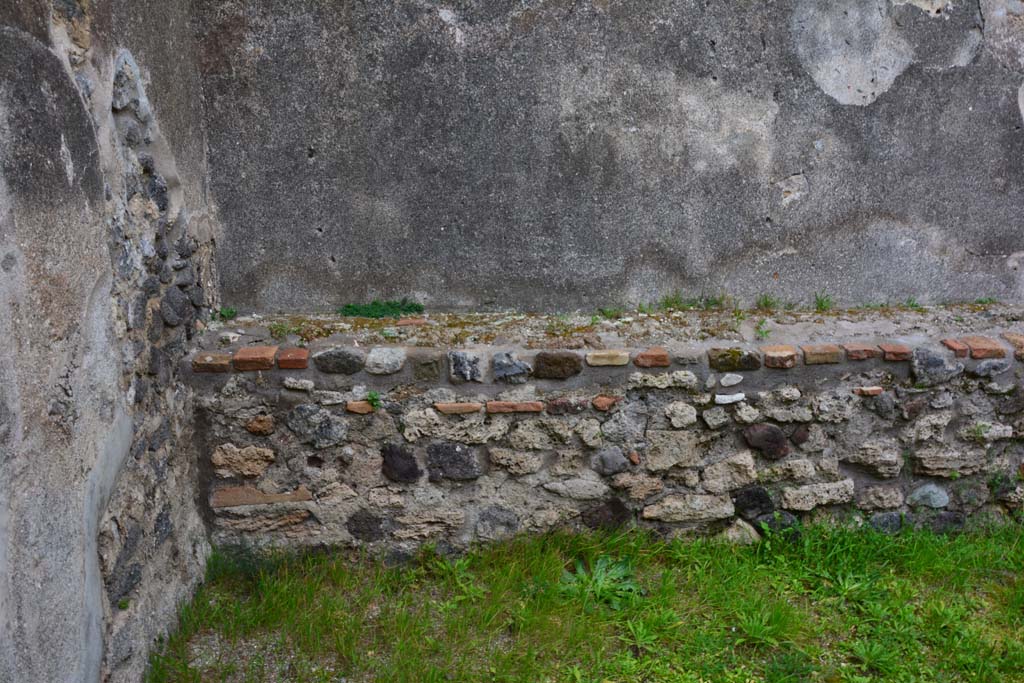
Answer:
733 486 774 521
969 358 1012 378
313 347 365 374
159 286 191 327
476 506 520 541
347 510 386 542
743 424 791 459
931 511 965 534
590 447 629 476
448 351 484 383
381 443 422 483
492 351 531 384
533 352 582 380
753 511 801 537
911 348 964 387
870 512 902 535
365 347 406 375
581 499 632 530
907 483 949 509
286 404 348 449
426 442 482 481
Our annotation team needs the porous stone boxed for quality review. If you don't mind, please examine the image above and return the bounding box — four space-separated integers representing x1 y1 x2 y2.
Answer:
411 351 445 381
426 442 483 481
211 444 275 478
492 351 532 383
489 447 544 475
720 373 743 387
733 402 762 425
716 519 761 545
592 395 622 412
702 407 730 429
628 371 699 390
313 347 365 374
533 351 583 379
611 472 664 500
856 486 904 510
544 474 611 500
645 430 701 471
642 494 734 522
283 377 314 392
708 348 760 372
449 351 484 383
381 443 423 483
781 480 855 511
286 404 348 449
586 350 630 366
590 447 629 475
907 483 949 508
913 446 986 477
702 451 757 494
365 347 407 375
742 423 791 459
665 402 698 428
843 441 902 478
245 415 275 435
210 486 313 508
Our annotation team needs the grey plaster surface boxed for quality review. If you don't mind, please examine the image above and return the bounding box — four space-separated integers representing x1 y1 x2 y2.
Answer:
198 0 1024 313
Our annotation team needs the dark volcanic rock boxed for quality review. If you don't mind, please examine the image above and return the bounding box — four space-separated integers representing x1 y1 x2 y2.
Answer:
581 499 632 530
426 441 482 482
313 347 365 374
381 443 422 483
492 351 531 384
733 485 774 521
742 424 791 459
532 351 582 380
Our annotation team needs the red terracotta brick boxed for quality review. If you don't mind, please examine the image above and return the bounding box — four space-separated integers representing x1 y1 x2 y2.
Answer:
801 344 843 365
760 345 799 369
853 386 884 396
628 450 641 465
192 352 232 373
346 400 375 415
878 343 912 362
210 485 312 509
960 336 1006 359
592 395 622 412
634 347 671 368
277 347 309 369
942 338 969 358
434 402 483 415
486 401 545 414
842 343 882 361
233 345 279 371
1001 332 1024 361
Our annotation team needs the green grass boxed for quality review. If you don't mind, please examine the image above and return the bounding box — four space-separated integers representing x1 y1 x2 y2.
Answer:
147 523 1024 683
337 299 424 319
754 294 780 312
814 292 833 313
214 306 237 321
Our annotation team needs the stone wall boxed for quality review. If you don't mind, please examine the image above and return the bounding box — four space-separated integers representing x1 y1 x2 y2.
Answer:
1 2 219 681
198 0 1024 313
189 331 1024 555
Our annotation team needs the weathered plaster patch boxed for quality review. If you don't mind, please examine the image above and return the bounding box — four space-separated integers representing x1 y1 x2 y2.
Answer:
793 0 914 105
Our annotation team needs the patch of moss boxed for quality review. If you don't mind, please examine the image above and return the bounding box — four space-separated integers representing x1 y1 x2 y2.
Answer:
338 299 424 319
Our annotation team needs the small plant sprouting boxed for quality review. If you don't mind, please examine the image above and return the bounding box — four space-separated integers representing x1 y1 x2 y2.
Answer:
756 318 771 340
366 391 382 410
814 292 833 313
559 555 641 611
215 306 237 321
975 297 998 306
637 302 656 315
904 297 923 311
754 294 779 312
598 307 624 320
117 598 131 610
659 291 687 311
268 322 298 340
965 422 991 443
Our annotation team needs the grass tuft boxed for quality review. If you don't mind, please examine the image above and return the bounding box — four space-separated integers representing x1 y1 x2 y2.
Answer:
147 523 1024 683
338 299 424 319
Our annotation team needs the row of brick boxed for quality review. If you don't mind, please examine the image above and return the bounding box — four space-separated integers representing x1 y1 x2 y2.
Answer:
191 332 1024 376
